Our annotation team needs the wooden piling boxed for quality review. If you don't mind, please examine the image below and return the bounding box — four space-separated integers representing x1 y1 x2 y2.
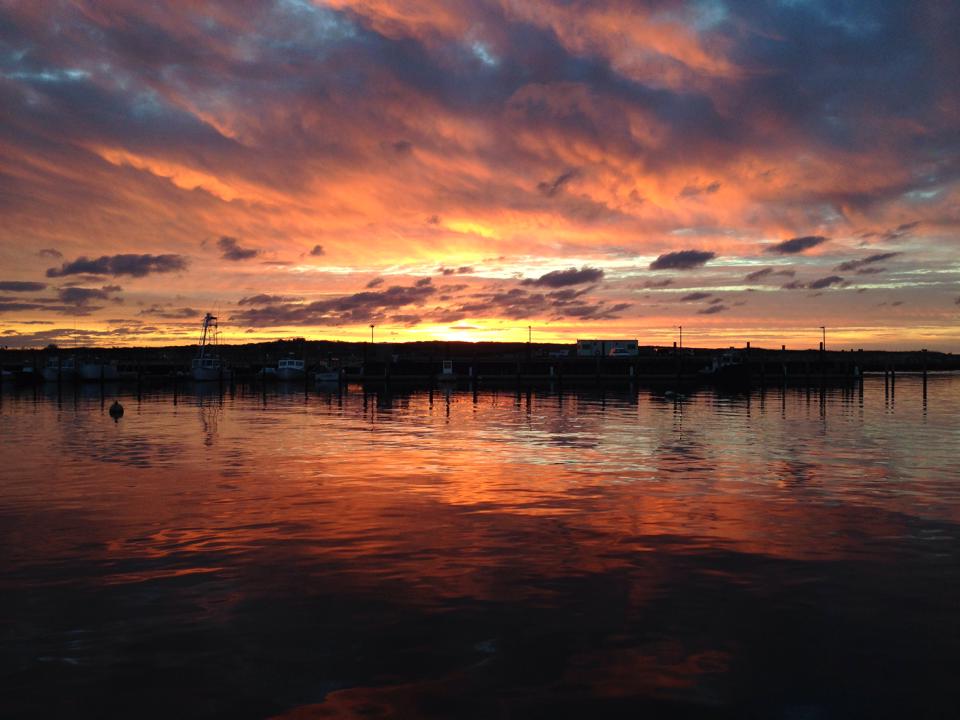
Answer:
922 349 928 387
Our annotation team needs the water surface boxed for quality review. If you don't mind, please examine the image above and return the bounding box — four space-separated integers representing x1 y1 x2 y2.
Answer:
1 377 959 718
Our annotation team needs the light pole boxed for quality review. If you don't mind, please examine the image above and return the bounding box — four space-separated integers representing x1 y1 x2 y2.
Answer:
370 324 375 344
820 326 826 352
677 325 683 353
528 325 532 344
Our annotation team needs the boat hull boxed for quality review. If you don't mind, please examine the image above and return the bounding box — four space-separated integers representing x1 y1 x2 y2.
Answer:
314 371 340 383
79 364 120 381
276 368 305 381
191 366 225 382
42 367 75 382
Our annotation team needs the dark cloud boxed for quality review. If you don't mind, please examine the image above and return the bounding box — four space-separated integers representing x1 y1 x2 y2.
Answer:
808 275 845 290
679 181 720 197
546 287 590 304
643 278 673 289
0 281 47 292
309 244 325 257
233 282 437 326
46 254 188 277
765 236 828 255
744 267 795 283
58 286 120 305
879 221 921 241
537 169 578 198
649 250 715 271
138 305 197 319
697 304 728 315
521 266 604 287
458 285 626 321
37 248 62 259
680 292 712 302
218 236 259 261
238 294 304 306
366 277 385 289
439 266 473 275
835 252 901 272
414 277 432 288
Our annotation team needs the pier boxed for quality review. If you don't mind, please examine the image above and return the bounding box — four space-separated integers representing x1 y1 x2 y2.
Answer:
1 340 955 393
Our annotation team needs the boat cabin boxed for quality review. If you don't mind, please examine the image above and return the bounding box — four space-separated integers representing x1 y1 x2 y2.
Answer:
278 358 305 371
576 339 639 357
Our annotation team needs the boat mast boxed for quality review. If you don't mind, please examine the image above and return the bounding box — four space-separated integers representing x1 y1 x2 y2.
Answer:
198 313 217 359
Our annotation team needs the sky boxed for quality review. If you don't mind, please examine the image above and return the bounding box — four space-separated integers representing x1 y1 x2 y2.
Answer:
1 0 958 350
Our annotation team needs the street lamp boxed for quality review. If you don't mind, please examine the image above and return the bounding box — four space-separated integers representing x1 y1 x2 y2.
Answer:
528 325 532 344
677 325 683 353
820 326 826 352
370 324 375 344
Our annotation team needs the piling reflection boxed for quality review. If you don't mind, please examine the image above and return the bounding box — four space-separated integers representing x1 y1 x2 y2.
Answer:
0 376 958 718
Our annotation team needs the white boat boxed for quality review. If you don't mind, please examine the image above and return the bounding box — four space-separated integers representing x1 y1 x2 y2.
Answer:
276 356 305 380
191 312 227 381
42 356 76 382
79 361 120 381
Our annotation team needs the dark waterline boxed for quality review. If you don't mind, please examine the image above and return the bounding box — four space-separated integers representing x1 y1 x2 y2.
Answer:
1 377 959 718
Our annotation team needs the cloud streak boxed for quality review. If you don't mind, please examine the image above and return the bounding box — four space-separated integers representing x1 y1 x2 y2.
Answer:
649 250 716 271
765 236 828 255
46 255 188 278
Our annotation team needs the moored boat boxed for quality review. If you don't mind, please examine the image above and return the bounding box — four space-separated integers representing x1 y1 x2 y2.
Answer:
42 356 76 382
190 312 228 381
436 359 457 382
79 360 120 381
276 356 305 380
699 350 749 383
314 362 340 383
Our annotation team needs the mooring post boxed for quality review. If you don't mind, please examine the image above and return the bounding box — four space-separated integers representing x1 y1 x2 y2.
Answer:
922 348 928 391
819 341 825 384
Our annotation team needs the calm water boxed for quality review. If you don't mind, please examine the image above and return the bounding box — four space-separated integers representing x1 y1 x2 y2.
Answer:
1 377 959 719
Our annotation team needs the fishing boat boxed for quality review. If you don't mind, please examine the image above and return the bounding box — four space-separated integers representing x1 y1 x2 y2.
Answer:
42 356 76 382
699 350 749 383
191 312 227 381
276 356 305 380
436 359 457 382
78 359 120 381
314 362 340 383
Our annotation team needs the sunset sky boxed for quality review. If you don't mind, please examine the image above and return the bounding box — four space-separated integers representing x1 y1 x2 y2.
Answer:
1 0 958 349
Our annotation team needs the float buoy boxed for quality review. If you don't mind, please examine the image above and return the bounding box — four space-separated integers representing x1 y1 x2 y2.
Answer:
109 400 124 421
